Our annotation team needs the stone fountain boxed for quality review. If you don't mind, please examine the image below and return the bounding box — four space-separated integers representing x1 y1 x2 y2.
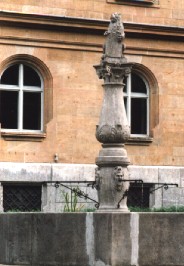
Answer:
94 13 132 212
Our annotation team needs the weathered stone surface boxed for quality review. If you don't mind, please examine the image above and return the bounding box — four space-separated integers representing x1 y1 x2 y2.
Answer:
0 162 51 182
0 184 3 213
42 183 57 212
180 168 184 187
0 163 183 212
162 187 184 207
128 165 159 183
158 166 181 184
94 14 131 212
94 13 131 145
52 163 96 181
0 163 183 185
139 213 184 266
0 213 184 266
0 214 33 264
32 213 88 265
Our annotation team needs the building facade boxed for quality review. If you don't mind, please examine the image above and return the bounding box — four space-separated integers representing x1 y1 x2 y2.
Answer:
0 0 184 211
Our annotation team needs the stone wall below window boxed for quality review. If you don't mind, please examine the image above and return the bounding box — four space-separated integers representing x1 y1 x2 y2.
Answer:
0 163 183 212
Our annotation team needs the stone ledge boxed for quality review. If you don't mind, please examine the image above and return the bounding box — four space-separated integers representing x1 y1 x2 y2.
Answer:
0 163 183 184
0 11 184 41
1 131 46 142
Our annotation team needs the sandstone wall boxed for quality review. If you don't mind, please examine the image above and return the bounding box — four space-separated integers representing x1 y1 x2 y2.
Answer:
0 0 184 27
0 1 183 166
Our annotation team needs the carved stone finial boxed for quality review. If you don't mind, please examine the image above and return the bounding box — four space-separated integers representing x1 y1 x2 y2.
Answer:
102 13 126 63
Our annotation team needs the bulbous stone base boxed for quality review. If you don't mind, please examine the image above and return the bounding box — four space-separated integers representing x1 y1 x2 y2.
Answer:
95 144 130 212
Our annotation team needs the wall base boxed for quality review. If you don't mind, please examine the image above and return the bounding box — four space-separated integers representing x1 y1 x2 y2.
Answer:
0 213 184 266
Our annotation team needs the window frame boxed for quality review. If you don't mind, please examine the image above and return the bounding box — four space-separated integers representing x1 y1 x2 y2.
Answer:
107 0 158 7
0 63 44 133
123 62 159 146
124 72 150 138
0 54 53 141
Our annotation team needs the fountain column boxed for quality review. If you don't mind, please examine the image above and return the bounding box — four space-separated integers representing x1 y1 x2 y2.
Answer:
94 13 132 212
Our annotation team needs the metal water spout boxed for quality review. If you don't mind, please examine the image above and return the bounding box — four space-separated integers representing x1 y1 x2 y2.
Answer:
94 13 132 212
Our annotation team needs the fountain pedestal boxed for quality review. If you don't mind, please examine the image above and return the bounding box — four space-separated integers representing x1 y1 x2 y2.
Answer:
94 13 132 212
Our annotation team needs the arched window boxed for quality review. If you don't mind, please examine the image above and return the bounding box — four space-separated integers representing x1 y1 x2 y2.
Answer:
124 72 149 137
0 63 43 132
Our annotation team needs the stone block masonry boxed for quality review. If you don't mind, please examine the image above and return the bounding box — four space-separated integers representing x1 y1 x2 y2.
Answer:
0 163 184 211
0 213 184 266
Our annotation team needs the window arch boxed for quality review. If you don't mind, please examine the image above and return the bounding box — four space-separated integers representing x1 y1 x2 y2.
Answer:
0 54 53 140
124 64 159 142
0 63 43 131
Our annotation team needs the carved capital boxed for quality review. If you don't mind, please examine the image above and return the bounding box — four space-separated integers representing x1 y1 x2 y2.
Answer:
96 124 130 144
94 64 131 83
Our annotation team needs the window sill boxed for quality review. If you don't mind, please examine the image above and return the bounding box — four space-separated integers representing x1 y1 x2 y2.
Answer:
1 131 46 142
107 0 159 7
126 136 153 146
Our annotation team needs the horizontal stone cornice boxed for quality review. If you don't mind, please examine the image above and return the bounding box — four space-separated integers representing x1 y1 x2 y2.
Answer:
0 36 184 59
0 10 184 41
0 11 184 58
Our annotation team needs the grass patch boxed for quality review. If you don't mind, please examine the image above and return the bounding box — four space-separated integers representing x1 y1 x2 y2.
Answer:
153 206 184 212
129 206 184 212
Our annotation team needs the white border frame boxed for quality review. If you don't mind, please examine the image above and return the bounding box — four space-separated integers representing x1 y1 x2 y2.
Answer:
0 63 44 133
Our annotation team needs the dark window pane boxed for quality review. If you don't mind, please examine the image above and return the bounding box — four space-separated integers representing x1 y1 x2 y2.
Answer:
127 183 151 208
123 76 128 93
1 64 19 85
0 91 18 129
3 185 41 212
124 97 127 112
131 98 147 134
24 65 41 87
23 92 41 130
132 73 147 93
